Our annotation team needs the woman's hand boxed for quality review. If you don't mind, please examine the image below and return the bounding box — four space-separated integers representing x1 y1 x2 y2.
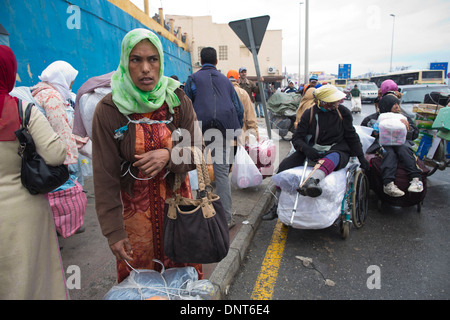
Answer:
133 148 170 178
400 119 410 131
110 238 133 261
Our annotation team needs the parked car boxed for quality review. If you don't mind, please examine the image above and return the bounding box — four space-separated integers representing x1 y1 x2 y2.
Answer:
399 84 450 118
358 82 379 103
345 82 378 103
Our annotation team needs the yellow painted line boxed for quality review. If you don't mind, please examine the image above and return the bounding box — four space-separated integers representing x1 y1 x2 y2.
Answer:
250 220 289 300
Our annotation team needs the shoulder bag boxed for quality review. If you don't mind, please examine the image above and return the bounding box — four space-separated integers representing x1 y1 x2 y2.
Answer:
163 146 229 264
14 100 69 195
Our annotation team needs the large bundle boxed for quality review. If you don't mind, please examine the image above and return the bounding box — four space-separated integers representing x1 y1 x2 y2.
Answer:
104 266 216 300
266 92 301 116
272 166 347 229
378 113 407 146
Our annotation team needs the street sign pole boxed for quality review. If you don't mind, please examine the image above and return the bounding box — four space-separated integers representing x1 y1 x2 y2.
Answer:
245 18 272 139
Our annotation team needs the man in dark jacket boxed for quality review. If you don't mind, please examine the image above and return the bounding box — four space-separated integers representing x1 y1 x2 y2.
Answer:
263 85 370 220
184 47 244 228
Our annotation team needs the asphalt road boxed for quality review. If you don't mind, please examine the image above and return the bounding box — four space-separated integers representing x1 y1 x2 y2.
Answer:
226 101 450 300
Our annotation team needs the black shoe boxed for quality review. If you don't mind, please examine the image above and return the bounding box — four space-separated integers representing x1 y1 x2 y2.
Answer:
297 178 322 198
262 204 278 221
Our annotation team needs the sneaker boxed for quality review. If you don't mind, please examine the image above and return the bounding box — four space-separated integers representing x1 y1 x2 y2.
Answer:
262 203 278 221
297 178 322 198
408 178 424 193
383 182 405 197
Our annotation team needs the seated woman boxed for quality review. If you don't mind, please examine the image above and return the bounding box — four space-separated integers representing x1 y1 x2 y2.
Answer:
364 94 423 197
263 85 369 220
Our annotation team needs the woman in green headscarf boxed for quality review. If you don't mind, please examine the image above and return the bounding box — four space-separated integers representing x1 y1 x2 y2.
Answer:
92 28 203 282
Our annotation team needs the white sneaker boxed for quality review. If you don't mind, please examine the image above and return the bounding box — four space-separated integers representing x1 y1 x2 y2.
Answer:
408 178 424 193
383 182 405 197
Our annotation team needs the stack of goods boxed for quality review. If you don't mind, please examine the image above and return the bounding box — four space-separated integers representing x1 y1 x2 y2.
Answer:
378 113 407 146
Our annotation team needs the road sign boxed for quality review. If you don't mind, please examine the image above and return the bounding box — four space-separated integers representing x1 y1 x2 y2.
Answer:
430 62 448 79
338 64 352 79
229 16 272 138
229 16 270 55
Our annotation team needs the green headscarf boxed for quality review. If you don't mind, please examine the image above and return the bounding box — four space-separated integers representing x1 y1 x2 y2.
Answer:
111 28 181 116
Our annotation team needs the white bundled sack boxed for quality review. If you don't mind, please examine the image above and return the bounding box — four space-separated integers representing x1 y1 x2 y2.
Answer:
79 87 112 138
103 265 216 300
231 146 263 189
378 112 407 146
273 166 347 229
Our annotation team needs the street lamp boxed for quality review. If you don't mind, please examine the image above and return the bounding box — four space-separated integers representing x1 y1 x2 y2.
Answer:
304 0 309 83
299 2 304 84
390 14 396 72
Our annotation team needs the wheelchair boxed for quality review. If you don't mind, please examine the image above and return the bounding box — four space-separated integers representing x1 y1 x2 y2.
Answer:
277 158 369 240
338 160 370 239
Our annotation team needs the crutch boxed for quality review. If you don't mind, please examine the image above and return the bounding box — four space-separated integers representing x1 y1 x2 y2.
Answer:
290 159 309 226
289 158 326 226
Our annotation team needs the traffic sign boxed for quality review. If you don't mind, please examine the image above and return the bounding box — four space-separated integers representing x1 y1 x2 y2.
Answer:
229 16 271 138
338 64 352 79
229 16 270 54
430 62 448 79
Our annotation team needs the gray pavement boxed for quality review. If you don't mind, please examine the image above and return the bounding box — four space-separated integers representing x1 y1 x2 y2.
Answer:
58 119 290 300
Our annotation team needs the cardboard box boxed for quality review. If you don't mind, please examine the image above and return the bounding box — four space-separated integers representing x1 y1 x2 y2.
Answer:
412 104 443 115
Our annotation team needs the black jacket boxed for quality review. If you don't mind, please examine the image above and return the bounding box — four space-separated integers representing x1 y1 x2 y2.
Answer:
293 104 365 160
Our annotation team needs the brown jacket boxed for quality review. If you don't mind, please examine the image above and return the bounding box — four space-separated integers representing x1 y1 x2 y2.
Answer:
239 77 259 100
92 89 202 245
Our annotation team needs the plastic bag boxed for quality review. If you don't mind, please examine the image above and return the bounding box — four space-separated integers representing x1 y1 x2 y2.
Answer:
354 125 376 154
378 113 407 146
79 87 111 139
103 265 216 300
231 146 263 188
273 166 347 229
246 139 277 178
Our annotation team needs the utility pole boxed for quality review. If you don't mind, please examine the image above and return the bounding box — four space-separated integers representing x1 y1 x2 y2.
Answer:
390 14 396 73
304 0 309 83
299 2 304 84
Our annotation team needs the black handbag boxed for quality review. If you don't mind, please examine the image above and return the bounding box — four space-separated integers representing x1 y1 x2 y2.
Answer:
163 147 230 264
14 100 69 195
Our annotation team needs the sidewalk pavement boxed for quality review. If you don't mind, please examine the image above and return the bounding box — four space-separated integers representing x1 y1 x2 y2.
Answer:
59 121 290 300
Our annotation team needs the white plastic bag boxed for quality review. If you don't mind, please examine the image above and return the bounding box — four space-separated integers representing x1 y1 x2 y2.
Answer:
354 125 376 154
273 166 347 229
378 113 407 146
231 146 263 189
79 87 112 139
247 139 277 177
103 265 216 300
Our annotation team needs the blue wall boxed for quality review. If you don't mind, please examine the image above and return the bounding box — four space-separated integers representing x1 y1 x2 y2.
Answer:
0 0 192 92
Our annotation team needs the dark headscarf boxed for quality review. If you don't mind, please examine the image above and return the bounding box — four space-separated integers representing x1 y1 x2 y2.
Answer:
378 94 400 114
0 45 19 141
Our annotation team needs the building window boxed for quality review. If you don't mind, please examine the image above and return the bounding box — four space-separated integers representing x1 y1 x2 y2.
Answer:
197 46 204 63
219 45 228 61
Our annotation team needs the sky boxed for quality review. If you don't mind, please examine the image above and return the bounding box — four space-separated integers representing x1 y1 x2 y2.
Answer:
130 0 450 78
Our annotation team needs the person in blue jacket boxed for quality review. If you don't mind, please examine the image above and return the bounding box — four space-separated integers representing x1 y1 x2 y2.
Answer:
184 47 244 228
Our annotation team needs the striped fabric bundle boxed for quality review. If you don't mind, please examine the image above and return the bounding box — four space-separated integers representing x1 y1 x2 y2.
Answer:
48 180 87 238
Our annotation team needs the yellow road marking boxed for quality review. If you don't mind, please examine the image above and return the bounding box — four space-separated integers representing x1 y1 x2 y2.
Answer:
250 220 289 300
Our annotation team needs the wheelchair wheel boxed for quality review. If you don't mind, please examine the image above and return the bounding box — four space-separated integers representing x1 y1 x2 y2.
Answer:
351 171 369 229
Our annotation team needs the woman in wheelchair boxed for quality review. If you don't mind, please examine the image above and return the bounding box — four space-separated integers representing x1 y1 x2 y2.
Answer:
263 85 370 221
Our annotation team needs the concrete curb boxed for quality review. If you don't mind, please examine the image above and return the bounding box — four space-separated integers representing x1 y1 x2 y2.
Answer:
209 184 277 299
